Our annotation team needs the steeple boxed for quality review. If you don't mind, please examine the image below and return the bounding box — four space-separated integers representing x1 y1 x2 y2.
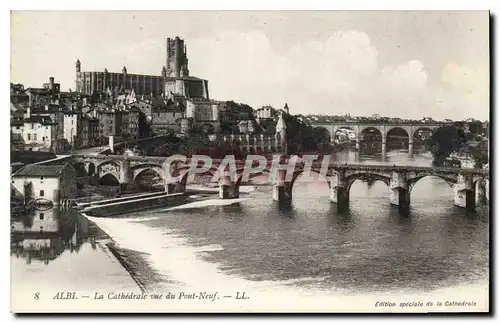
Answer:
75 59 81 72
283 103 289 114
275 112 287 155
122 66 127 75
276 112 287 132
161 66 167 78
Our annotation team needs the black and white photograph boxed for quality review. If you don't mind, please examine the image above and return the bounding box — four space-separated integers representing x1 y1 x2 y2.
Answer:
9 10 490 313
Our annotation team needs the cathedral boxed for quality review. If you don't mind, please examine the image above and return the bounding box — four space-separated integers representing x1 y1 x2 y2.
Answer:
74 36 210 100
74 36 220 133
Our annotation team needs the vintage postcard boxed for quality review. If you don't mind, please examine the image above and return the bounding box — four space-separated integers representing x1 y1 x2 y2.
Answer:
9 10 490 313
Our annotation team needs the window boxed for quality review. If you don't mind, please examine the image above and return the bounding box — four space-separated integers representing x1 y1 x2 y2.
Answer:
30 123 34 129
40 176 44 180
46 126 48 130
33 134 37 141
39 190 44 197
39 213 44 220
27 134 31 140
15 126 19 130
42 137 45 141
71 120 74 125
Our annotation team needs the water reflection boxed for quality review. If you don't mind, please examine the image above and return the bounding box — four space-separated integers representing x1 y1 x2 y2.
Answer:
273 201 296 217
11 207 97 265
218 203 244 215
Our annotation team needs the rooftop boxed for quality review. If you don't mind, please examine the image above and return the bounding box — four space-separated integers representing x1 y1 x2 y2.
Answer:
165 76 203 82
25 87 52 94
24 116 56 125
13 164 71 178
11 103 27 113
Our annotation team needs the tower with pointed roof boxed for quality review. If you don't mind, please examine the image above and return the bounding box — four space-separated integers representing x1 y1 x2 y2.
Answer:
275 111 287 154
283 103 289 114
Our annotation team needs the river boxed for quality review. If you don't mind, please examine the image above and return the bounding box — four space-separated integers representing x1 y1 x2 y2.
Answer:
11 150 490 312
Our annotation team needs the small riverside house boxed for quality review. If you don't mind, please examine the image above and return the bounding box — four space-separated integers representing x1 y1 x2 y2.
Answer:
11 163 77 205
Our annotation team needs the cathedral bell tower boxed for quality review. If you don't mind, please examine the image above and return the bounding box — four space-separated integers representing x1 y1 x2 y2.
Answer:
166 37 189 78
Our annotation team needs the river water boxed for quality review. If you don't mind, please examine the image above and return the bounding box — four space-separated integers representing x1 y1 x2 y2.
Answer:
11 150 490 312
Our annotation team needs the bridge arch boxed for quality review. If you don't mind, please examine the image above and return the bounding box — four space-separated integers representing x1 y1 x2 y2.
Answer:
413 126 436 142
176 163 233 187
233 168 273 193
385 125 411 136
386 127 410 151
288 168 328 191
407 174 457 194
99 173 120 186
73 162 88 177
344 172 391 193
131 164 164 189
131 164 164 182
312 127 332 144
87 162 96 176
359 127 383 151
334 126 356 143
134 168 164 191
358 125 384 137
96 160 121 181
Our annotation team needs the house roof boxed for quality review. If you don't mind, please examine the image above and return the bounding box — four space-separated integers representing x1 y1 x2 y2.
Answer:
24 116 55 125
10 103 27 113
151 103 184 113
82 114 98 121
25 87 51 94
13 163 72 178
10 119 23 126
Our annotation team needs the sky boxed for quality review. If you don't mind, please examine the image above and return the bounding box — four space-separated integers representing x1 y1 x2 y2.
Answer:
10 11 490 121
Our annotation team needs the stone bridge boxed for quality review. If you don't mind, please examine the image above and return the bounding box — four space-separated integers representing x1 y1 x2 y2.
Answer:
310 122 443 154
68 154 488 214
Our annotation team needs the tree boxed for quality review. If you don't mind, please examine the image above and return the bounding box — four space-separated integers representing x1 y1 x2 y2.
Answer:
424 124 469 166
281 113 320 154
468 120 484 136
138 112 151 138
312 127 332 148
